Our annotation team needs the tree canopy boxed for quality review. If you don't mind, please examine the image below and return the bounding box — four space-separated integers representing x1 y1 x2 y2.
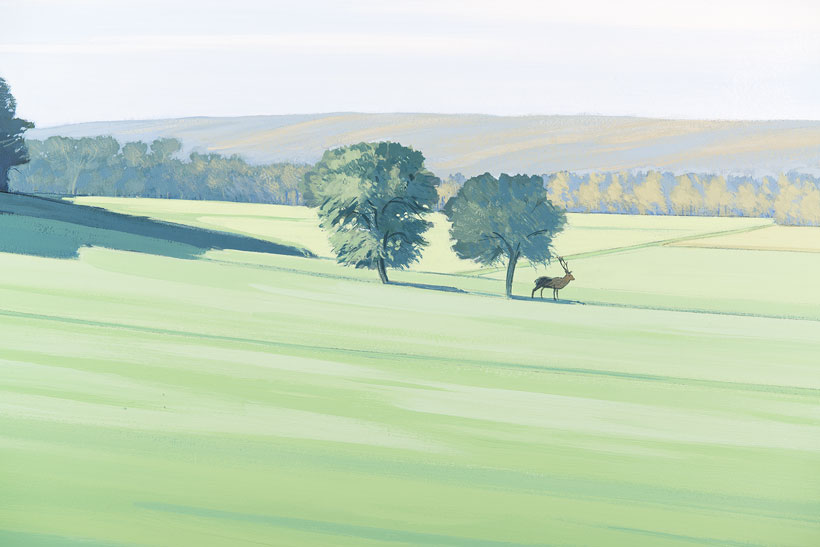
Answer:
444 173 566 297
303 142 439 283
0 77 34 192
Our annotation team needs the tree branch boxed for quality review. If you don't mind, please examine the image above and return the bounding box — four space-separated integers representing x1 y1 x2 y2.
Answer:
382 196 425 218
529 198 546 214
491 231 515 257
526 229 552 238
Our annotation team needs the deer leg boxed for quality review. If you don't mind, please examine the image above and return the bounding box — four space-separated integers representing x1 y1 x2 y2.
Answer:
531 286 536 298
540 287 545 298
553 288 558 300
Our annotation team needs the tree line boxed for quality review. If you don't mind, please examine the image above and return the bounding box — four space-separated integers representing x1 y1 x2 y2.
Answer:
9 136 309 205
543 170 820 227
2 71 819 228
9 135 820 227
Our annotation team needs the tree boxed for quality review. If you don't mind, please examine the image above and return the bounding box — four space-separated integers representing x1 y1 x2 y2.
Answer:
774 174 802 225
603 172 633 213
117 142 149 196
0 77 34 192
50 136 121 195
436 173 465 211
670 174 702 215
302 142 439 283
150 138 182 162
703 175 732 216
735 180 769 218
633 171 666 214
577 172 605 212
545 171 572 210
444 173 567 298
798 181 820 226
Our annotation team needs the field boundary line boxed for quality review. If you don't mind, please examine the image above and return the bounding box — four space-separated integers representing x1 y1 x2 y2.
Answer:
459 223 774 276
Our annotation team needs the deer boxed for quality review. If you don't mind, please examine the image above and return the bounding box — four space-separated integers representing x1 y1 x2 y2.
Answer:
532 256 574 300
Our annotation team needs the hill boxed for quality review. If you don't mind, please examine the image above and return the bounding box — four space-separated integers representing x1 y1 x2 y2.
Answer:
29 113 820 177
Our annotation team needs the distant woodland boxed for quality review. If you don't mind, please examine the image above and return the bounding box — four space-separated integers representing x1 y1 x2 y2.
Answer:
544 171 820 227
10 136 820 226
437 170 820 226
10 136 307 204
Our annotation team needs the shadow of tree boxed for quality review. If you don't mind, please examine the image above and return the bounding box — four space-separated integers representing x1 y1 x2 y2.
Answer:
511 295 584 305
389 281 466 293
0 193 311 259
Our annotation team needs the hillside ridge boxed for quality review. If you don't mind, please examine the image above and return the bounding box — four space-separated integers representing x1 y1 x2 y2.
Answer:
29 113 820 177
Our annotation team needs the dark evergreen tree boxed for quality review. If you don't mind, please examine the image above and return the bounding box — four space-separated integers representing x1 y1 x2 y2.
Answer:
0 77 34 192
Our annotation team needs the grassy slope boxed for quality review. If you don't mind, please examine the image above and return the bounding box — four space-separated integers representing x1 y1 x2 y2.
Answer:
0 194 311 259
2 197 819 546
74 197 820 320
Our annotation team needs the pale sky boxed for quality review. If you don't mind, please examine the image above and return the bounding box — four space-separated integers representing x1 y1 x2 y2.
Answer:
2 0 819 127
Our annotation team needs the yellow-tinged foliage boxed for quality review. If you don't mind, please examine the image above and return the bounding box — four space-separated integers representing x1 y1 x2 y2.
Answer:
577 173 605 211
703 175 733 216
633 171 665 214
547 171 574 210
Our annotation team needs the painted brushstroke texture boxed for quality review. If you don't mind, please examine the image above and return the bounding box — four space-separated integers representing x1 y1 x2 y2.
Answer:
29 114 820 177
1 197 819 546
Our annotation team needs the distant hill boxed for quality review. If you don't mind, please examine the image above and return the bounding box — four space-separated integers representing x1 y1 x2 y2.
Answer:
29 113 820 177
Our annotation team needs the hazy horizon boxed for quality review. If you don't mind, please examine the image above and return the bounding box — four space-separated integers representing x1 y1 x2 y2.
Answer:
30 110 820 130
3 0 819 127
27 113 820 177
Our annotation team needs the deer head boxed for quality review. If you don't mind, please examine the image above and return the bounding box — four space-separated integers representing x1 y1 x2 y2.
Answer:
558 256 574 281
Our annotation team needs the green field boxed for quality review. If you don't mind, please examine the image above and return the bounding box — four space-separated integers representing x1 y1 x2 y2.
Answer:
3 196 820 546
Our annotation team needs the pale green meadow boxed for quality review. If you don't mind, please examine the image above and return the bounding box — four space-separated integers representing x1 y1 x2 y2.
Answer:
2 197 819 546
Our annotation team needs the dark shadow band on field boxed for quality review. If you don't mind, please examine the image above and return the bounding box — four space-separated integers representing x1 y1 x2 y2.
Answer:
388 280 466 293
134 502 540 546
0 193 311 259
511 295 586 305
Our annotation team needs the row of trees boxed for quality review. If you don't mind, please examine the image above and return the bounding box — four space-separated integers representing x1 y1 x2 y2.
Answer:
9 136 310 204
10 138 820 227
303 142 566 297
3 77 819 228
7 135 820 227
544 170 820 226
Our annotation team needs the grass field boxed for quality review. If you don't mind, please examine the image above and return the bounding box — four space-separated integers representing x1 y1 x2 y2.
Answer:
3 196 820 546
670 225 820 253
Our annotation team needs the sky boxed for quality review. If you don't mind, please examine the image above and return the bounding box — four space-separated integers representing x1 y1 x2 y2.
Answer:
1 0 819 127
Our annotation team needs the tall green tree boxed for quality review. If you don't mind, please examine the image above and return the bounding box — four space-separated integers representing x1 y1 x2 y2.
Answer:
0 77 34 192
444 173 566 298
303 142 439 283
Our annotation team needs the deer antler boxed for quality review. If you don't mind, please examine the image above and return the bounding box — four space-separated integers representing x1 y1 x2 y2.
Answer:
558 256 570 274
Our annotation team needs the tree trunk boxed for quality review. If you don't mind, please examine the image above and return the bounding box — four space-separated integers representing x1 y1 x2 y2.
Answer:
504 252 519 299
376 257 389 284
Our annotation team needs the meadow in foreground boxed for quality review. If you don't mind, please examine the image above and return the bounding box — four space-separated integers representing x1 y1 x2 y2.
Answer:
1 197 819 546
